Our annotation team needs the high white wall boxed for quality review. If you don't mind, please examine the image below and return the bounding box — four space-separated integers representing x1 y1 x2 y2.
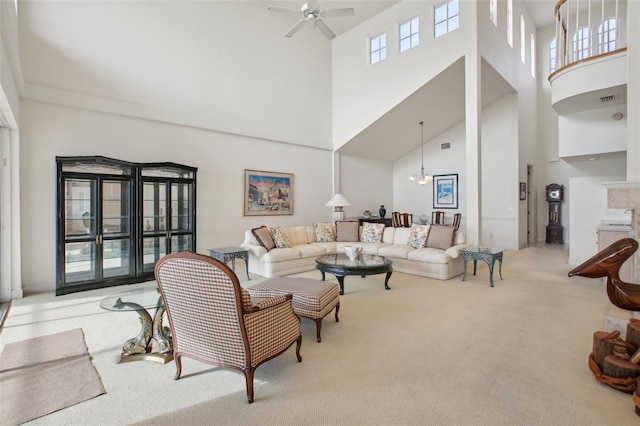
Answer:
18 0 333 150
331 0 473 149
569 175 625 266
15 1 346 294
481 94 520 249
338 154 393 219
559 104 627 157
393 122 466 225
20 101 334 294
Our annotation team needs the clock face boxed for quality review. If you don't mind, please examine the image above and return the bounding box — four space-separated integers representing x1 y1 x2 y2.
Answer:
549 190 559 200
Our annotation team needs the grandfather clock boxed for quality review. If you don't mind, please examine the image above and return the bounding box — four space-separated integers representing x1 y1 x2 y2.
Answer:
545 183 564 244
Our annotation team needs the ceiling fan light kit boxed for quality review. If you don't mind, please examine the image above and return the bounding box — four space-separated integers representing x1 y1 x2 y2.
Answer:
268 2 355 39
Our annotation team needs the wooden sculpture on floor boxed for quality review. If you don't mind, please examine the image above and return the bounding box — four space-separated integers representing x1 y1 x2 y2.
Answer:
568 238 640 311
568 237 640 415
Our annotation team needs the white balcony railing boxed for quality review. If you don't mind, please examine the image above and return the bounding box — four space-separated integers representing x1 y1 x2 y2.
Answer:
551 0 627 77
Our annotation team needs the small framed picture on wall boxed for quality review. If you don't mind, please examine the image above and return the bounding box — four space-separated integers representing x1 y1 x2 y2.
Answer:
433 174 458 209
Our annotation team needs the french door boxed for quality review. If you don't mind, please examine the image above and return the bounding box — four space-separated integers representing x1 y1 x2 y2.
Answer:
60 176 134 290
140 177 195 274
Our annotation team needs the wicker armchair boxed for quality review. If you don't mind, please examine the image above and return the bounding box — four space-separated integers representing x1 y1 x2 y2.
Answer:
154 252 302 403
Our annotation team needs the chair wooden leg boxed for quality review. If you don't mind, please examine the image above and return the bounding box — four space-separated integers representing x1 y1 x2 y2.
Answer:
295 335 302 362
335 302 340 323
174 354 182 380
244 367 255 403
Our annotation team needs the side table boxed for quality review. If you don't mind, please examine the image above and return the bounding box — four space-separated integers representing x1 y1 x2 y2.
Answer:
462 246 504 287
208 246 251 280
100 286 173 364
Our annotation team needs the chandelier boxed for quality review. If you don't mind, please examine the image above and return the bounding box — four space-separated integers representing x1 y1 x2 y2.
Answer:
409 121 432 185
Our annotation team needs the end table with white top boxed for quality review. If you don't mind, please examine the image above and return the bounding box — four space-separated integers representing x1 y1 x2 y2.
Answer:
462 246 505 287
207 246 251 280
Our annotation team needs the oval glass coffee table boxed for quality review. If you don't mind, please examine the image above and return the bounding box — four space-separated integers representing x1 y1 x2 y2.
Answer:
316 253 393 295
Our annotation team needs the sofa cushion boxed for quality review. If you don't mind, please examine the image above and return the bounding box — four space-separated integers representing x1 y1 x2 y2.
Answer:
378 244 414 259
381 226 396 243
360 222 385 243
313 222 335 242
336 221 360 242
407 247 451 264
252 226 276 251
392 227 413 245
407 224 429 249
269 227 292 248
425 225 455 250
286 226 310 246
295 243 327 258
263 247 301 262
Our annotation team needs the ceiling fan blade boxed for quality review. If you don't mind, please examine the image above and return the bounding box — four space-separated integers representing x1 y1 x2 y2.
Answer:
322 8 355 18
314 19 335 39
267 5 302 15
285 19 308 38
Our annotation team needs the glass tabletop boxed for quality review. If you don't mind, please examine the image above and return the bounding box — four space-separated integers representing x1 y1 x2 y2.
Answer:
316 253 391 268
99 286 163 311
464 246 505 255
208 246 248 254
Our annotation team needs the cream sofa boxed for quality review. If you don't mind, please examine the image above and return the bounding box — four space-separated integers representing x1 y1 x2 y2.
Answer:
240 225 469 280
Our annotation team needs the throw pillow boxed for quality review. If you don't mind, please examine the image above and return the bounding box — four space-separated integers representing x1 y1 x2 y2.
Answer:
313 222 335 242
407 224 429 249
425 225 456 250
360 222 385 243
269 227 292 248
335 221 360 242
251 226 276 251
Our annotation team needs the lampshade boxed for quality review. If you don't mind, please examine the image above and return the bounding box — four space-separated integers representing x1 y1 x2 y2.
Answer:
325 193 351 221
325 193 352 207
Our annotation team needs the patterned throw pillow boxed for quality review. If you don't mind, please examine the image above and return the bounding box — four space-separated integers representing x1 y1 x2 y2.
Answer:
425 225 456 250
269 227 292 248
360 222 385 243
251 226 276 251
313 222 335 242
335 221 360 242
407 224 429 249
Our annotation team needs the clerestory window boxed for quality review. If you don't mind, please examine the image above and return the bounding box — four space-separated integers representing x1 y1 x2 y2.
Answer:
370 33 387 64
434 0 459 38
549 37 557 74
400 17 419 52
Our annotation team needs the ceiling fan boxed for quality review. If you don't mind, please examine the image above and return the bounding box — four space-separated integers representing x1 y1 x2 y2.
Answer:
267 2 355 39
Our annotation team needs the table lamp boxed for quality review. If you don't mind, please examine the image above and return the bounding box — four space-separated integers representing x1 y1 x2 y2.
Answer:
325 193 351 221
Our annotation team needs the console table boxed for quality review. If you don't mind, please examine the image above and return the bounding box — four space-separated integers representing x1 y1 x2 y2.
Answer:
207 246 251 280
349 217 393 227
462 246 504 287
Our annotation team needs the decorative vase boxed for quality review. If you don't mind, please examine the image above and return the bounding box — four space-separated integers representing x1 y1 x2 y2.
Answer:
379 205 386 218
419 214 428 225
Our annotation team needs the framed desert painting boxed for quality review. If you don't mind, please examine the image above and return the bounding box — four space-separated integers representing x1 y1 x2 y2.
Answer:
244 170 294 216
433 174 458 209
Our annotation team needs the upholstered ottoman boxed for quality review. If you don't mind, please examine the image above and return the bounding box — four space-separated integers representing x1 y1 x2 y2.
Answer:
247 277 340 342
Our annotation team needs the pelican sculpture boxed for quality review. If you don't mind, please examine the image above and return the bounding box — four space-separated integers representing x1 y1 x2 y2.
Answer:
568 238 640 311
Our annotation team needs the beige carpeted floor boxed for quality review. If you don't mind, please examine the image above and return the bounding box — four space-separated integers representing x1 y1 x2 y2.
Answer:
1 244 638 425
